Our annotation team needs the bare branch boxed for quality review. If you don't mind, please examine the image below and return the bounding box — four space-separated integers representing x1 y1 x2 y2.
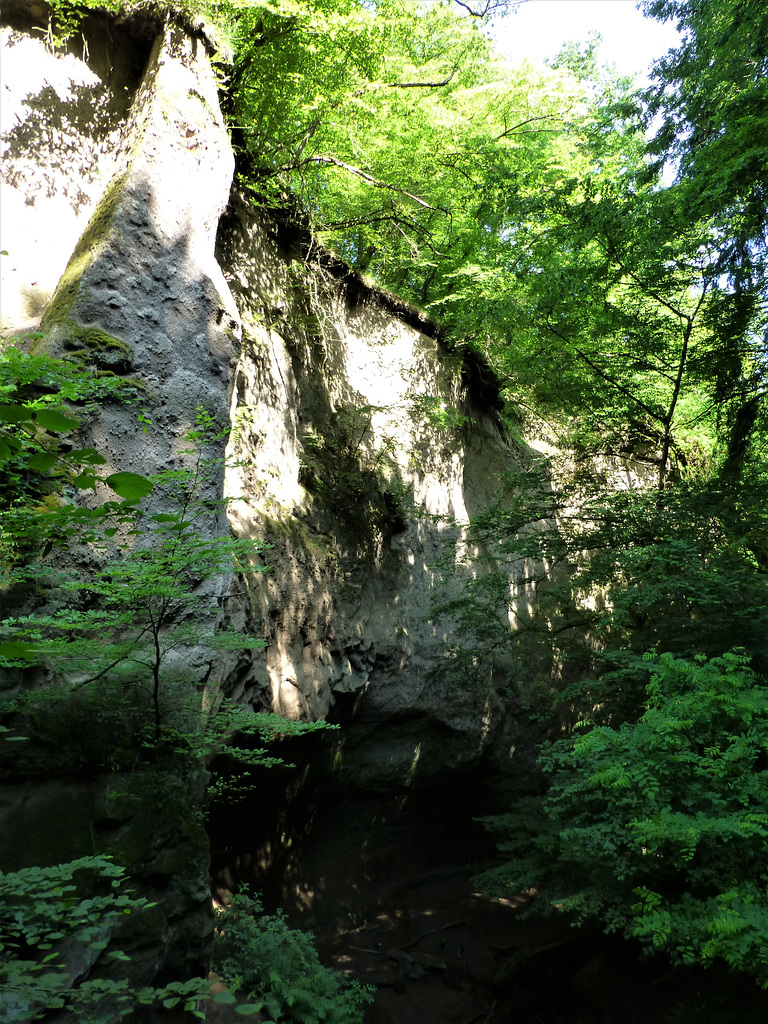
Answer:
452 0 515 17
544 315 665 425
496 114 561 139
386 71 455 89
319 212 451 258
436 156 482 188
282 154 445 212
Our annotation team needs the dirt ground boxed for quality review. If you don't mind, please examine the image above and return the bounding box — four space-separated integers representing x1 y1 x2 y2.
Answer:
208 778 768 1024
210 854 673 1024
316 866 663 1024
210 783 665 1024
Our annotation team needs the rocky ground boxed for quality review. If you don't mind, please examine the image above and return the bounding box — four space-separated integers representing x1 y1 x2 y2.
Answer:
316 865 665 1024
209 779 679 1024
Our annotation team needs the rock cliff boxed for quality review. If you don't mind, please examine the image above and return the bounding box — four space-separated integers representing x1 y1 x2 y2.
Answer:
217 195 526 789
0 3 537 1009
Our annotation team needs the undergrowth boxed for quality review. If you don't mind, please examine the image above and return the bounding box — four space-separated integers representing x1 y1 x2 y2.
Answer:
213 892 374 1024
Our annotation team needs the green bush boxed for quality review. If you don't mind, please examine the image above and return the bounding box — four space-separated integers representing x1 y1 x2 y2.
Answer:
213 893 374 1024
0 856 208 1023
478 651 768 985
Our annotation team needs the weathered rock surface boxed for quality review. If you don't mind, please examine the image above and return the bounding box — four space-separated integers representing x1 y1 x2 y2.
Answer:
2 7 534 794
1 3 541 1013
0 6 150 331
1 7 239 1008
37 17 240 492
216 197 530 788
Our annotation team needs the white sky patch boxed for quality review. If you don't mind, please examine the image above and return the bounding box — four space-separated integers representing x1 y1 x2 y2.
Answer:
494 0 681 83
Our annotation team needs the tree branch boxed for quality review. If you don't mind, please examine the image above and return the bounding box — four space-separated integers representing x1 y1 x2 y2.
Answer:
386 72 455 89
319 212 451 259
265 72 458 164
496 114 561 139
282 154 445 212
544 315 665 426
451 0 516 17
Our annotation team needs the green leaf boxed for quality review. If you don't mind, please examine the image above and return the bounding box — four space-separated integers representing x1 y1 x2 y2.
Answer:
35 410 80 433
72 472 99 490
165 522 192 534
212 990 237 1005
28 452 60 471
0 404 33 423
0 641 38 661
69 447 108 466
235 1006 264 1016
105 472 154 502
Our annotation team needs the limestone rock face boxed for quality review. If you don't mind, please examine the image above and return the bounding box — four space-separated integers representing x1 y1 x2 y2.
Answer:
1 7 239 1007
1 3 539 1009
2 14 529 795
38 19 240 492
0 11 147 331
2 6 537 794
2 9 243 678
216 199 527 789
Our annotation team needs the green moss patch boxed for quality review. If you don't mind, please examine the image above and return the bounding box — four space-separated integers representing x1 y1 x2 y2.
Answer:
59 322 134 372
262 512 337 566
42 170 129 330
296 409 410 559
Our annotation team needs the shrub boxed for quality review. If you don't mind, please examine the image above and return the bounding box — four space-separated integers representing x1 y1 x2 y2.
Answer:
213 893 374 1024
478 651 768 985
0 856 208 1023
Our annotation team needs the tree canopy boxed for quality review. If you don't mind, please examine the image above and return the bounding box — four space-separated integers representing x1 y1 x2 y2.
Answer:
215 0 764 480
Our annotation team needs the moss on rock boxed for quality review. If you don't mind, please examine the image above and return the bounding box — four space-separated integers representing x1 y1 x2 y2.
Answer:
41 170 129 331
33 318 134 372
60 322 135 372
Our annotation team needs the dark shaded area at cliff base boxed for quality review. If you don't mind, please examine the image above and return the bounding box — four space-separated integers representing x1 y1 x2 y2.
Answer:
208 752 768 1024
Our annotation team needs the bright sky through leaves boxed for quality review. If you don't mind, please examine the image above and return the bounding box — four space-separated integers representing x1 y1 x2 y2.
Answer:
495 0 681 81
